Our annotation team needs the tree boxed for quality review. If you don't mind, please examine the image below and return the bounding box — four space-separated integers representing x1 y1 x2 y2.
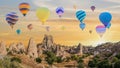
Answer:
56 56 63 63
111 57 118 63
0 56 22 68
88 60 97 68
77 63 84 68
77 57 83 64
115 53 120 59
45 51 57 65
11 57 21 63
97 60 112 68
71 55 79 61
114 60 120 68
35 57 42 63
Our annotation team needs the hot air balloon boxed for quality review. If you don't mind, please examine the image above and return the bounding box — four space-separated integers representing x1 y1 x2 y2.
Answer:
46 26 50 32
91 6 95 11
61 26 65 30
89 30 92 34
106 23 111 29
6 12 19 29
36 7 50 25
79 23 86 30
27 24 33 30
19 2 30 16
56 7 64 18
76 10 86 23
16 29 21 35
73 5 77 10
96 25 106 37
99 12 112 27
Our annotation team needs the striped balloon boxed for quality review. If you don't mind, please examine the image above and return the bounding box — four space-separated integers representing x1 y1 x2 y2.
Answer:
76 10 86 23
19 2 30 16
6 12 19 28
96 25 106 37
56 7 64 18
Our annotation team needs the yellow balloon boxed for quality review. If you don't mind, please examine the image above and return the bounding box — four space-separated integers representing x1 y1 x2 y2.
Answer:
36 7 50 24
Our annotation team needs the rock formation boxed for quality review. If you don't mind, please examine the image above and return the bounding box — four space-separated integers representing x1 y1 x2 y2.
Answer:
0 41 7 56
16 42 26 54
8 42 26 55
27 38 38 58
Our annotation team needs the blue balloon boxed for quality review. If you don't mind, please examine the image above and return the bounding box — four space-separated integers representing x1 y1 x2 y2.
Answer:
16 29 21 35
79 23 86 30
76 10 86 23
106 23 111 29
99 12 112 27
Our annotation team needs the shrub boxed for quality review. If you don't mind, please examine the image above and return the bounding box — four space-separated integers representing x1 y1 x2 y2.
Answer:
114 60 120 68
77 63 84 68
35 57 42 63
97 60 112 68
11 57 21 63
56 56 63 63
0 56 22 68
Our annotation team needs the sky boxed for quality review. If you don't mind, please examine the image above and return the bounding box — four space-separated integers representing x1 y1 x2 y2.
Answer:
0 0 120 47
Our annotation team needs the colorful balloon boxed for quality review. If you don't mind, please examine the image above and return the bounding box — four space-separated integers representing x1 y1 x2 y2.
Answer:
16 29 21 35
36 7 50 25
73 5 77 10
96 25 106 37
46 26 50 32
89 30 92 34
106 23 111 29
27 24 33 30
91 6 95 11
79 23 86 30
99 12 112 27
19 2 30 16
76 10 86 23
56 7 64 18
61 26 65 30
6 12 19 29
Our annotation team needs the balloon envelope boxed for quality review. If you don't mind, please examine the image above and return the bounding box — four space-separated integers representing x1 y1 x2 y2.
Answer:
96 25 106 37
79 23 86 30
16 29 21 35
56 7 64 17
91 6 95 11
36 7 50 24
19 2 30 16
73 5 77 10
27 24 33 30
76 10 86 23
99 12 112 27
6 12 19 28
46 26 50 32
89 30 92 34
106 23 111 29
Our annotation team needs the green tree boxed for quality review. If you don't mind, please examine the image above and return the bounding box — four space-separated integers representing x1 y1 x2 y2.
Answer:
77 63 84 68
114 60 120 68
97 60 112 68
111 57 118 63
71 55 79 61
35 57 42 63
56 56 63 63
77 57 83 63
11 57 21 63
0 56 22 68
45 51 57 65
115 53 120 59
88 60 97 68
